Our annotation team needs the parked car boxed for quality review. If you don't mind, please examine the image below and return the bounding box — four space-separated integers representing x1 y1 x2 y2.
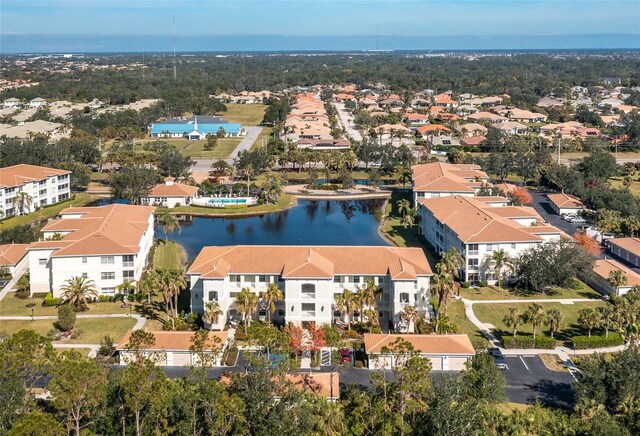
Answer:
488 348 504 360
563 214 577 221
339 348 352 363
571 217 587 224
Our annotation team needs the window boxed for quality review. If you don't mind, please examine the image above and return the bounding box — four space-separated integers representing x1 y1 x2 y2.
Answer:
468 244 479 254
399 293 410 303
511 243 516 250
123 270 134 280
486 244 493 251
442 139 451 145
101 287 115 294
378 275 387 284
245 275 255 283
301 284 316 299
230 292 239 299
123 254 134 267
468 259 479 270
38 258 47 266
82 257 87 264
258 275 267 283
101 272 115 280
301 303 315 316
333 276 341 283
230 275 241 283
82 273 88 279
278 310 285 317
208 291 218 301
353 276 361 284
101 256 115 265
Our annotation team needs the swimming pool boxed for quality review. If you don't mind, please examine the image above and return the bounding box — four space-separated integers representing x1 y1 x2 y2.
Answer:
208 198 247 205
191 196 257 207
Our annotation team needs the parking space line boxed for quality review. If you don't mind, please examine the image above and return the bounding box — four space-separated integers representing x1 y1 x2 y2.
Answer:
519 356 530 371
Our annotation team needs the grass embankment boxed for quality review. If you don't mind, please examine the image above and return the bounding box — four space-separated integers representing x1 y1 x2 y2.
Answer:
473 300 609 344
459 280 602 301
153 240 187 269
0 193 95 230
223 103 267 126
0 317 136 344
609 177 640 197
380 190 439 270
0 294 133 317
180 138 242 158
446 300 489 349
171 193 295 217
250 127 272 151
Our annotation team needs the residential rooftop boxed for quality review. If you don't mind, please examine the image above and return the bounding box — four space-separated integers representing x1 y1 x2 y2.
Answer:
0 164 70 188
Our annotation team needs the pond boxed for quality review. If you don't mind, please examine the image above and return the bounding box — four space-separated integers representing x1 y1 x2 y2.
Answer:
156 199 390 260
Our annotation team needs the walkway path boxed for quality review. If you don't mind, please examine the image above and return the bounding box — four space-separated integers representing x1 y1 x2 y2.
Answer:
461 297 627 361
230 126 263 159
0 263 28 301
333 102 362 141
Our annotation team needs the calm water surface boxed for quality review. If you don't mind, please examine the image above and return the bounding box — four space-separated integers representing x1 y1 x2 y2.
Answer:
156 199 390 259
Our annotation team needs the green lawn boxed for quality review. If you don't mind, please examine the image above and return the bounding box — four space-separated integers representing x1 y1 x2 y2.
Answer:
0 317 136 344
153 240 187 269
447 300 489 350
0 293 132 317
459 280 602 301
171 193 295 216
179 138 241 158
0 193 95 230
609 177 640 197
473 300 609 343
223 103 267 126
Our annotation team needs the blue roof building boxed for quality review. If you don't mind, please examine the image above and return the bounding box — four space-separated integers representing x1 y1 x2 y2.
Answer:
150 115 244 139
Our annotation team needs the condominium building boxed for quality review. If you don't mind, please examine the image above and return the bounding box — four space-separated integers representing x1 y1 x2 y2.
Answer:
418 195 562 283
0 164 71 216
411 162 490 205
28 204 155 297
187 245 433 331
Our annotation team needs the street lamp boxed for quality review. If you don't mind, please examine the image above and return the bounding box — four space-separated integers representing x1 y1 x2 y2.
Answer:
31 308 34 322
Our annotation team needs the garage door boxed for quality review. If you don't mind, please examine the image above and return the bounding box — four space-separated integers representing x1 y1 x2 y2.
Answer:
430 357 443 371
449 357 469 371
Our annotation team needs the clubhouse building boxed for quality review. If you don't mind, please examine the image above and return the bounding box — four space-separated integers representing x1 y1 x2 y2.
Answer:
150 115 245 139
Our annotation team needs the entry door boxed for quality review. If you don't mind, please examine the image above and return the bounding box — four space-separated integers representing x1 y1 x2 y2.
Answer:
442 356 449 371
166 352 173 366
321 349 332 367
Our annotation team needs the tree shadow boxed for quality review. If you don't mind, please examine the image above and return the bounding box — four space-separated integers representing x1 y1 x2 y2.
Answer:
132 299 166 324
527 378 575 409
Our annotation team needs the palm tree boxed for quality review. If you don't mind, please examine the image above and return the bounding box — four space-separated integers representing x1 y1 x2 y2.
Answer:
157 211 181 243
243 164 254 195
116 279 136 303
137 272 157 305
235 288 259 332
202 301 223 330
397 199 411 218
259 283 284 326
439 247 463 280
490 249 514 292
545 308 564 338
358 279 381 322
578 307 601 338
335 289 356 330
364 308 380 333
401 211 415 229
430 270 454 331
608 270 628 292
522 303 547 340
14 191 33 216
503 307 523 338
401 305 419 333
598 306 617 338
59 276 99 311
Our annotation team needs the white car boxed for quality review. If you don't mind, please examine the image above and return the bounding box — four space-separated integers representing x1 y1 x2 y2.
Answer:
572 217 587 224
563 214 577 221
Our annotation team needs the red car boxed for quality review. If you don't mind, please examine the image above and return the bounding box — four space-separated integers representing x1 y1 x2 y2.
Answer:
339 348 352 363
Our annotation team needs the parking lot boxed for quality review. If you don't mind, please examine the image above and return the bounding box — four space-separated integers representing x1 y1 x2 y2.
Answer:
502 355 575 408
529 190 588 237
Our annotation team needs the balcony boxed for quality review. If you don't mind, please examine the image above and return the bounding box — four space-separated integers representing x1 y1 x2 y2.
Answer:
123 261 134 268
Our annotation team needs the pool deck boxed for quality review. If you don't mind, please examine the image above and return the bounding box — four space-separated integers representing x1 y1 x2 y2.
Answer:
284 185 392 200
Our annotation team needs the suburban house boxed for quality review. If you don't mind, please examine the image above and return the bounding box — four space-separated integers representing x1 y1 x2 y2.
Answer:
3 98 21 108
2 120 64 139
608 237 640 269
411 162 490 205
296 138 351 150
416 124 450 137
455 123 488 137
537 96 565 108
428 135 461 148
433 93 459 108
187 245 433 331
141 177 199 208
404 113 430 125
150 115 244 139
587 258 640 297
117 330 229 367
505 108 548 123
547 192 584 216
0 243 31 277
417 195 562 283
0 164 71 216
467 112 508 124
460 136 487 147
494 121 528 136
364 333 475 370
28 204 155 297
29 97 47 108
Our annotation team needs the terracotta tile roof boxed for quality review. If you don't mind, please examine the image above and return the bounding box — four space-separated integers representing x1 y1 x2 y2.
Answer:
419 195 561 243
0 164 70 188
188 246 432 279
417 124 451 134
147 182 199 197
609 237 640 256
29 204 155 257
412 162 487 193
488 206 541 219
117 330 228 351
547 193 583 209
0 243 30 266
460 136 486 146
364 333 475 355
593 259 640 287
406 113 429 121
468 112 508 123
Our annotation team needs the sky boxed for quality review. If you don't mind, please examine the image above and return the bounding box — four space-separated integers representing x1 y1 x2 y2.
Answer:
1 0 639 52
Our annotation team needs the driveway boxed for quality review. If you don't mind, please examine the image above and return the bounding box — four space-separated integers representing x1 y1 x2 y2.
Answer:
529 190 587 237
502 355 575 408
333 102 362 141
230 126 263 158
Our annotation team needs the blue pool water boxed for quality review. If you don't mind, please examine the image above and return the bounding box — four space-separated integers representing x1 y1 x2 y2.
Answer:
207 198 248 205
156 199 389 259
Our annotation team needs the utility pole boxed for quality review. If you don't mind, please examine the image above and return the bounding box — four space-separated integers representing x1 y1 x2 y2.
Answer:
557 136 561 164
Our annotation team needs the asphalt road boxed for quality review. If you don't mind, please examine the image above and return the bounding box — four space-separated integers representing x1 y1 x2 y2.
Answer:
502 355 575 408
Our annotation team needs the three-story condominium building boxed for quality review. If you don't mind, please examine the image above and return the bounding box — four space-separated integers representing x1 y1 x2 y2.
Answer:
0 164 71 216
187 245 433 331
418 195 562 284
28 204 155 297
411 162 490 206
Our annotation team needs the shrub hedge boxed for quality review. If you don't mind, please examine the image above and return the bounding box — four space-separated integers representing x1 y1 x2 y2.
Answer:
43 292 61 307
572 333 624 350
502 335 556 349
